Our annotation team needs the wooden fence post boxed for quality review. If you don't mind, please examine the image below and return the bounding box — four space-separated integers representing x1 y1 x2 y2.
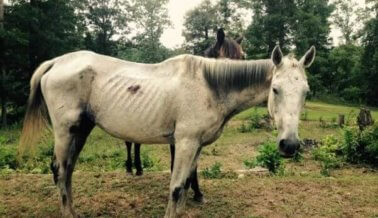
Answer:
357 107 374 130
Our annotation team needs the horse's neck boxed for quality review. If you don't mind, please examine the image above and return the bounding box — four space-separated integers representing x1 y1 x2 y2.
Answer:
215 66 273 119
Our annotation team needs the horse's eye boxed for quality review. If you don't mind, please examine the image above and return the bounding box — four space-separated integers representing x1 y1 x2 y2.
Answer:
273 88 279 95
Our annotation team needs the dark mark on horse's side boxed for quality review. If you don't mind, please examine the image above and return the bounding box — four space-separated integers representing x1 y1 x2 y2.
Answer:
127 85 141 94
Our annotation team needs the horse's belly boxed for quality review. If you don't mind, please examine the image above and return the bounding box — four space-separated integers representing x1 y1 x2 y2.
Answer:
90 83 176 144
95 109 174 144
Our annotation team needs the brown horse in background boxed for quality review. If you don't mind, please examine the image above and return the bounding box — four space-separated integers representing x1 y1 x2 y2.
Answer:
125 28 245 203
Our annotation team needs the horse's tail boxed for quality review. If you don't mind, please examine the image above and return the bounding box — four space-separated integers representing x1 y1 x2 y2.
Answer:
19 60 55 156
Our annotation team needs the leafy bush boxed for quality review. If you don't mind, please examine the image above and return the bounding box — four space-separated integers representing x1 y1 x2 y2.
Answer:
245 141 284 174
312 135 343 176
202 162 222 179
342 125 378 166
0 146 18 169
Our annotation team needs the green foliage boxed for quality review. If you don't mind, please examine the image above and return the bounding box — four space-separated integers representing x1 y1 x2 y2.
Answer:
182 0 218 55
245 141 284 174
312 135 343 176
243 158 257 169
237 108 264 132
202 162 222 179
312 125 378 176
360 15 378 106
300 109 309 121
342 125 378 166
141 151 155 169
0 146 18 170
82 0 130 55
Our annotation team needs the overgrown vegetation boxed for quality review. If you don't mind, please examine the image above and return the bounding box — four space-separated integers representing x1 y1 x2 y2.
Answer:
312 124 378 176
244 141 285 175
312 135 343 176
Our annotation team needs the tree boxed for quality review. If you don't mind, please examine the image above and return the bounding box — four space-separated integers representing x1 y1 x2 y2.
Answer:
328 44 363 102
359 8 378 105
217 0 249 38
121 0 171 63
332 0 371 45
0 0 6 127
0 0 84 126
292 0 334 96
81 0 130 55
182 0 219 55
244 0 296 59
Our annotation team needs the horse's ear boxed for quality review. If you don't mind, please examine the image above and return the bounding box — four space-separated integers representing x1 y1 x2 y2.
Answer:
235 36 243 44
216 28 225 45
300 46 316 68
271 45 283 66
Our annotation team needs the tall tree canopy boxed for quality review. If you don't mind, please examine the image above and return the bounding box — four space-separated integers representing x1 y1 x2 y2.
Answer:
121 0 171 63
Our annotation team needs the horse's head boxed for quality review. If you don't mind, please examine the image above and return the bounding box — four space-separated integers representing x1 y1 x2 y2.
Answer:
268 45 316 157
204 28 246 60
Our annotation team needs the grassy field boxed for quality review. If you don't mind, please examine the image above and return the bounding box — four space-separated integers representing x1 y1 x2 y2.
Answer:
0 101 377 217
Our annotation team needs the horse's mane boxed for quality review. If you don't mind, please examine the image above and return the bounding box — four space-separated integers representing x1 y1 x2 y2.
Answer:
198 57 274 93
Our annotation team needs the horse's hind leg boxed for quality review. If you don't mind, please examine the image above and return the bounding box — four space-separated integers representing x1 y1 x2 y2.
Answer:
50 113 94 218
134 143 143 176
125 142 133 174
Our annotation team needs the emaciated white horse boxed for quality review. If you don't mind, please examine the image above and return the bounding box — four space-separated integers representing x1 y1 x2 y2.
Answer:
20 45 315 217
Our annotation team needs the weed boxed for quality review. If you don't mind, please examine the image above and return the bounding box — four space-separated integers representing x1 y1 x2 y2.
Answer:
312 135 343 176
202 162 222 179
245 141 285 174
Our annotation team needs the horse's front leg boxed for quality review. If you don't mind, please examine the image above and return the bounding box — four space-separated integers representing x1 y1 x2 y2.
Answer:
165 138 201 218
170 144 204 203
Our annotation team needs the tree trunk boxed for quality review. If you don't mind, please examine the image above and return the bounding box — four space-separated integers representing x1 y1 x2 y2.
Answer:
0 72 6 128
357 108 374 131
0 0 7 128
29 0 38 77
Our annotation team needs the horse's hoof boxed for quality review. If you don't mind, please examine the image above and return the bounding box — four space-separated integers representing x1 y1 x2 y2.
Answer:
135 171 143 176
193 195 205 204
126 170 133 176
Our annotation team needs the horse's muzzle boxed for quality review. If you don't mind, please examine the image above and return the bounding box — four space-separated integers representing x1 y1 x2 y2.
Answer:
279 138 300 158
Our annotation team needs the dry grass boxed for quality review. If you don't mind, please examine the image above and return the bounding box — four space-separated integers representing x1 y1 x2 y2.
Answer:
0 167 377 217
